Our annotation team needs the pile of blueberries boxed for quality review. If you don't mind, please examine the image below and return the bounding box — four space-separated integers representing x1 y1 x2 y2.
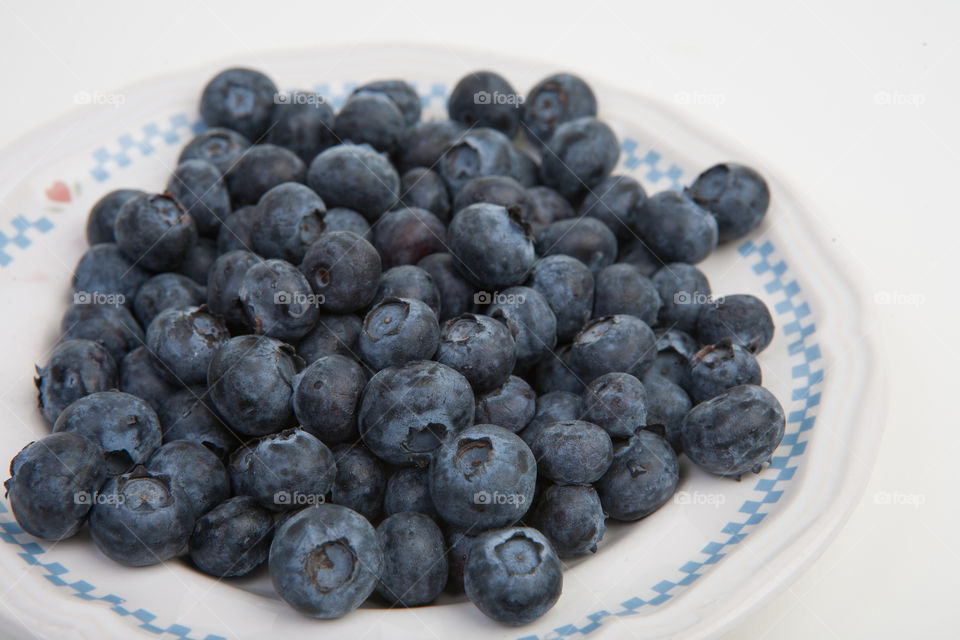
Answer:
6 67 785 626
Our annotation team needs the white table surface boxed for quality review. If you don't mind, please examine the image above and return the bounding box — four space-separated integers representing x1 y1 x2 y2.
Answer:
0 0 956 637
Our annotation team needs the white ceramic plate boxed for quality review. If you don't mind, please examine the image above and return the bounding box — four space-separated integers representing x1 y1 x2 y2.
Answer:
0 45 883 640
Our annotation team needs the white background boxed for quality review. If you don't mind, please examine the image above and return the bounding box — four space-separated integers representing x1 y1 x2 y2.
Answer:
0 0 957 637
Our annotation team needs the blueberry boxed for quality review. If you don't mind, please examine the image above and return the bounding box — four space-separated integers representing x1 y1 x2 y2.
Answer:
146 306 230 386
266 91 336 163
597 430 679 521
296 313 363 363
529 484 605 557
359 361 474 466
216 205 257 254
487 286 557 369
526 186 575 237
36 339 118 425
527 255 595 343
114 193 198 271
395 119 464 175
593 263 661 326
474 375 536 433
568 314 657 382
157 387 240 458
680 384 785 477
207 335 304 437
238 258 319 342
523 73 597 147
307 144 399 222
372 265 441 315
331 444 385 522
650 328 699 386
230 428 336 511
190 496 274 578
269 504 383 619
360 297 440 370
579 174 646 237
531 419 613 485
179 128 251 176
199 67 277 141
452 176 529 220
72 243 149 307
640 371 690 453
352 80 421 126
449 203 535 290
323 207 371 239
686 339 762 403
372 206 447 268
300 231 382 313
528 344 584 395
510 147 539 187
635 191 718 264
146 440 229 518
226 144 307 207
175 237 218 284
520 390 583 445
334 92 406 153
445 529 477 593
60 302 143 363
292 354 366 444
439 128 515 194
5 432 106 540
617 238 663 277
53 391 162 473
120 346 179 411
376 512 447 606
166 159 231 236
250 182 326 263
206 249 259 331
383 467 436 518
437 313 516 392
696 293 775 354
448 71 521 136
399 168 451 223
86 189 143 245
89 466 194 566
538 216 618 272
429 424 536 531
464 527 562 625
687 163 770 242
652 262 712 334
541 117 619 201
581 372 648 438
133 273 206 327
416 253 476 322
